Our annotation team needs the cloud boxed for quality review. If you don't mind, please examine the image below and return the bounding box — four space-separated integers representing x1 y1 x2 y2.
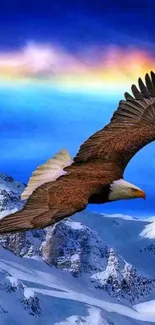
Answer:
0 41 86 77
0 41 155 93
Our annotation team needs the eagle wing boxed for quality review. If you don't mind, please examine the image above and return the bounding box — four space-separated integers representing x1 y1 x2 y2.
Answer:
0 176 104 233
74 71 155 173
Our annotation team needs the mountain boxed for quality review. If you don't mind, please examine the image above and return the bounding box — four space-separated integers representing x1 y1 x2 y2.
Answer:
0 173 155 324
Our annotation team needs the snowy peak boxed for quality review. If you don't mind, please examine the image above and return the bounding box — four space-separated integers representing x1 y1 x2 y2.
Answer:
139 217 155 239
0 173 25 216
40 219 155 303
0 173 25 194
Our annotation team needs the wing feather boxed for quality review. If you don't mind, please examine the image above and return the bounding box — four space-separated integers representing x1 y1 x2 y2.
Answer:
21 149 73 200
74 71 155 172
145 73 155 95
138 78 150 98
0 177 101 233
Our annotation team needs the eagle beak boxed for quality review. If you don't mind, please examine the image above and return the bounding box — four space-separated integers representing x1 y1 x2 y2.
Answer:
137 190 146 199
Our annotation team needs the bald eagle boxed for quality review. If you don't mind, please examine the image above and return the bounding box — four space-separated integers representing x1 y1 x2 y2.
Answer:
0 71 155 234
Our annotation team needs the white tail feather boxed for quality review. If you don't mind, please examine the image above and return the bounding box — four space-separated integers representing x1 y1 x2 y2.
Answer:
21 149 73 200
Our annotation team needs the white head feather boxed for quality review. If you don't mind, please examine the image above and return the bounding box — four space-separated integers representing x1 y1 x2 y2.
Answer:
108 179 145 201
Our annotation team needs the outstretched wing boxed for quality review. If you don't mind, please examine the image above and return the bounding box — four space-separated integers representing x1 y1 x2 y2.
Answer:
74 71 155 173
0 176 101 234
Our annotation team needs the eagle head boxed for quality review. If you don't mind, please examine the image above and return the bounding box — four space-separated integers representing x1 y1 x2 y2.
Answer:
108 179 146 201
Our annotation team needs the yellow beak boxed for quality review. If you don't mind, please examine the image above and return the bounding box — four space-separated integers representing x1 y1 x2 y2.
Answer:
136 190 146 199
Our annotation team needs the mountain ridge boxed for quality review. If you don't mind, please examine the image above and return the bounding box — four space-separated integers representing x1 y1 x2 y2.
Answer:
0 173 154 323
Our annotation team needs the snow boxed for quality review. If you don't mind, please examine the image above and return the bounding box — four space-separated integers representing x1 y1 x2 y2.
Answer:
23 287 35 299
6 275 19 287
139 219 155 239
0 173 25 193
101 213 142 221
65 220 84 230
72 211 155 278
0 246 153 323
134 300 155 322
1 173 155 323
55 307 107 325
0 207 19 220
0 223 154 323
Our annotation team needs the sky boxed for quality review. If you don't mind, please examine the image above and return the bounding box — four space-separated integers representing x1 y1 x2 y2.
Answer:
1 0 155 216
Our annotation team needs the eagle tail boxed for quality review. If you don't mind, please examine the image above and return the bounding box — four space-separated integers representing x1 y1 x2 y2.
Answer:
0 209 34 234
0 182 52 234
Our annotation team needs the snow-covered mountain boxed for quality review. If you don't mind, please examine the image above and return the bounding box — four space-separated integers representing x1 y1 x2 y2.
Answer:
0 173 155 324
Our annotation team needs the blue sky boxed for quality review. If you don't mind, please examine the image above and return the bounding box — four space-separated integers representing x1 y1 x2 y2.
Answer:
0 0 155 52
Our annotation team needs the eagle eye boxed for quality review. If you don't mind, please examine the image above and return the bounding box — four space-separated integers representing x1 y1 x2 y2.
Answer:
131 188 137 192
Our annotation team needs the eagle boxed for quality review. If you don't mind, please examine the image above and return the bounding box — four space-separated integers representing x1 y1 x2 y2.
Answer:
0 71 155 234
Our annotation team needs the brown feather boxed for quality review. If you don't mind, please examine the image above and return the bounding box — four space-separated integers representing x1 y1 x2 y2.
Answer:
145 73 155 97
0 162 122 233
74 71 155 171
